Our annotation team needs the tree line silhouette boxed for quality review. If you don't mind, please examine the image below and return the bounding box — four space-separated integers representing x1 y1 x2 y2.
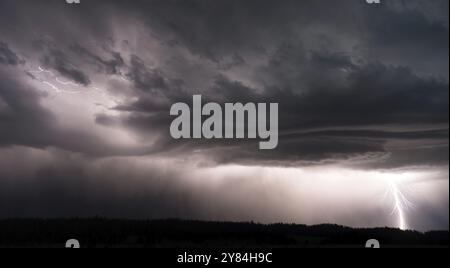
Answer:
0 219 447 248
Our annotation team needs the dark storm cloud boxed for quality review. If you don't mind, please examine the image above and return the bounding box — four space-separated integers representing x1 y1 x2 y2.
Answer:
360 1 449 78
127 55 169 93
0 0 447 167
112 59 448 166
367 145 449 169
0 42 23 66
99 0 448 76
71 44 125 75
217 53 246 71
40 48 91 86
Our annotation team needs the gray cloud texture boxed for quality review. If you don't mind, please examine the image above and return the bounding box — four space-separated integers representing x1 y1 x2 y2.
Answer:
0 0 448 231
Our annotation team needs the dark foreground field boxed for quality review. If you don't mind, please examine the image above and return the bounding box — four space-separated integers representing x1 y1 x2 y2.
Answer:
0 219 447 248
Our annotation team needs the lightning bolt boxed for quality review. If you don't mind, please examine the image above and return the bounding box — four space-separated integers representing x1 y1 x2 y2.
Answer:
25 66 127 111
28 66 83 94
386 180 415 230
29 66 130 96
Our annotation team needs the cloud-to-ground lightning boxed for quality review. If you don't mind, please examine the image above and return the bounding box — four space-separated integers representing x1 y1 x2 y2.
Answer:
386 180 415 230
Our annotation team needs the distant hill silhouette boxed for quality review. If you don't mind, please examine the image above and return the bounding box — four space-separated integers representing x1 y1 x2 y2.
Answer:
0 219 447 248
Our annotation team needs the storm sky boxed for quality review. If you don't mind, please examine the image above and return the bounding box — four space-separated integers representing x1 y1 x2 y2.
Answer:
0 0 448 231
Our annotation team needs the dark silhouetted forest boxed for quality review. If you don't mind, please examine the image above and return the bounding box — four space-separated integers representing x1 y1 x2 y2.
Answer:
0 219 447 248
